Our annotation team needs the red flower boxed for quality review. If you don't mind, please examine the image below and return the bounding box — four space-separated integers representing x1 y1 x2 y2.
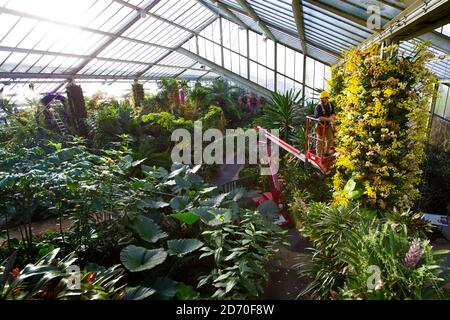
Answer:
87 272 97 284
330 290 337 298
11 267 20 280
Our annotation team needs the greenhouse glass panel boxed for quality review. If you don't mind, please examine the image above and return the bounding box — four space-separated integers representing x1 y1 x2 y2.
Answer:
277 73 285 93
10 54 41 73
435 84 449 118
231 51 241 75
276 43 285 75
256 35 266 66
213 43 222 66
285 47 295 79
240 56 248 79
249 31 258 62
239 28 247 56
28 55 55 73
266 39 275 70
0 14 21 42
257 64 266 88
284 76 294 93
294 51 304 84
249 61 258 83
267 69 275 91
1 52 27 72
1 18 38 48
305 56 315 88
223 48 231 71
314 60 325 90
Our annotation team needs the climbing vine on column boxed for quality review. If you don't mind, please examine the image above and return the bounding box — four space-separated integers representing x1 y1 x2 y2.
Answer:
132 81 144 108
330 43 437 210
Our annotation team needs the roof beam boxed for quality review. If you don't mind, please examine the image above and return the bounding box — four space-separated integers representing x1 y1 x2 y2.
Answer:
418 32 450 54
235 0 276 42
203 1 341 61
0 72 202 81
302 0 368 27
0 6 171 50
177 47 272 98
0 46 208 71
110 0 197 35
362 0 450 49
207 0 248 29
292 0 307 54
377 0 406 11
69 0 163 77
135 16 219 77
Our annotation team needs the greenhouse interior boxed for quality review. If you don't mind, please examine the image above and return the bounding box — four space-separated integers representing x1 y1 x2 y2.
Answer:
0 0 450 302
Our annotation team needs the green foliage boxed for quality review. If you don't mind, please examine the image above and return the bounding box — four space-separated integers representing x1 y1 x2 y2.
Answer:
418 144 450 213
91 101 138 146
207 79 242 126
188 83 210 114
120 246 167 272
0 248 126 300
201 105 225 131
197 210 288 299
296 203 449 300
258 89 303 142
167 239 204 257
279 155 331 208
330 43 438 210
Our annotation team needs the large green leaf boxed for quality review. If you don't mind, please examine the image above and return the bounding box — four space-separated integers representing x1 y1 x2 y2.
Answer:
257 200 279 217
131 158 147 167
191 207 232 226
344 178 356 192
170 212 200 225
0 175 18 189
177 283 200 300
152 277 178 299
132 216 168 243
167 239 204 257
174 175 192 189
143 199 170 209
123 286 156 300
349 189 363 200
200 193 228 207
170 196 190 211
120 245 167 272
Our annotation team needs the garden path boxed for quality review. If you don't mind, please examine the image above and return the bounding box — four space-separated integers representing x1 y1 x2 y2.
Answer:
210 152 243 186
1 216 72 245
211 155 311 299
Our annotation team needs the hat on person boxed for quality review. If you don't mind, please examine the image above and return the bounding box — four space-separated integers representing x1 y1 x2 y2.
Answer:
320 91 330 99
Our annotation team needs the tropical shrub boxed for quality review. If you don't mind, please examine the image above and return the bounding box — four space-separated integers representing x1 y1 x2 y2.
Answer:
0 248 126 300
417 144 450 214
330 43 438 210
257 89 303 143
296 203 449 300
91 102 138 146
207 79 242 126
198 210 287 299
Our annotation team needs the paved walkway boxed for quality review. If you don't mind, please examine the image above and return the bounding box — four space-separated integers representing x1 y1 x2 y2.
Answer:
210 152 244 186
263 228 312 299
1 217 72 245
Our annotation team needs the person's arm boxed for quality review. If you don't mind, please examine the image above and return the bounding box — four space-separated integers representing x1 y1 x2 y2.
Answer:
315 105 331 122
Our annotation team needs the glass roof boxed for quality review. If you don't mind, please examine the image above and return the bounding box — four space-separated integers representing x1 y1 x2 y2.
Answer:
0 0 448 103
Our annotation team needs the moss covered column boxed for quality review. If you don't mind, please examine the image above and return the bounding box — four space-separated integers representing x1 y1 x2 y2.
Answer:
132 80 144 108
66 82 89 137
